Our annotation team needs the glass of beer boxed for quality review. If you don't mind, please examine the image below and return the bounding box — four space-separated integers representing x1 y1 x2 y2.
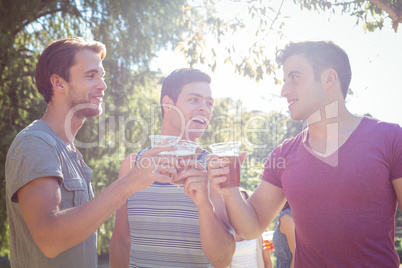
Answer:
149 135 181 179
209 141 241 188
149 135 181 152
174 140 199 185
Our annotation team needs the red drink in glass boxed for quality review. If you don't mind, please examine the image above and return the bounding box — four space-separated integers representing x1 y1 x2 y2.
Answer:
219 156 241 188
209 141 241 188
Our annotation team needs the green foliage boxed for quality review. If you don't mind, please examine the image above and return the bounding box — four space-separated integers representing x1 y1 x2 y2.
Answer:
396 205 402 227
0 0 187 257
395 236 402 260
394 205 402 259
176 0 284 82
2 0 400 260
293 0 402 32
177 0 402 83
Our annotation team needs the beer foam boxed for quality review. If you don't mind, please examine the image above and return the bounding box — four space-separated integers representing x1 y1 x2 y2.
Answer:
174 150 195 156
215 151 239 157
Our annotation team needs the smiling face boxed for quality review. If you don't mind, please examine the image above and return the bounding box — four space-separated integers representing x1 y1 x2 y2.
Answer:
281 54 326 121
66 49 107 118
165 82 214 141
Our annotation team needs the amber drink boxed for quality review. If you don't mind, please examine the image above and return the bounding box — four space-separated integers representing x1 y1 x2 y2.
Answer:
149 135 181 178
209 141 241 188
174 140 198 185
149 135 181 153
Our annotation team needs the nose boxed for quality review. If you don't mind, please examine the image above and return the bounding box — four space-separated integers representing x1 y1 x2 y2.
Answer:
97 77 107 91
281 82 290 98
198 101 211 116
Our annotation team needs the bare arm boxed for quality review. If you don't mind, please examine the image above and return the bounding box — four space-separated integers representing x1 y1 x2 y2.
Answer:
208 153 286 240
109 155 144 268
18 175 134 258
199 187 235 268
179 162 235 268
279 212 296 268
228 181 285 239
17 148 176 258
109 201 130 268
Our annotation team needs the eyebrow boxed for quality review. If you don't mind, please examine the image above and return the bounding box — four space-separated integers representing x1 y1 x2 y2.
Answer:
188 93 214 101
83 69 106 76
288 70 301 77
283 70 301 82
84 69 98 74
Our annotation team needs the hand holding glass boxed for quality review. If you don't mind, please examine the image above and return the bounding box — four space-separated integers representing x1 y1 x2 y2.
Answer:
149 135 180 179
209 141 241 188
174 140 199 184
149 135 198 184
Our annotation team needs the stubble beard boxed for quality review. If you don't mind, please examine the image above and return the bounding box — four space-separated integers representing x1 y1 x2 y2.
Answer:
69 91 102 119
72 103 101 119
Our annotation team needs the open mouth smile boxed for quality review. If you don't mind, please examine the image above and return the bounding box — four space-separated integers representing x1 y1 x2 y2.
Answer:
191 116 208 125
287 99 297 108
92 96 103 103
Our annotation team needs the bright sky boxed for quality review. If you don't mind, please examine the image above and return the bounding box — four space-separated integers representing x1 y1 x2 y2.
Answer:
152 0 402 127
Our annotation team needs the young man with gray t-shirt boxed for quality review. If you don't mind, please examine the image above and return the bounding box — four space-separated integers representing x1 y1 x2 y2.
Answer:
5 37 177 268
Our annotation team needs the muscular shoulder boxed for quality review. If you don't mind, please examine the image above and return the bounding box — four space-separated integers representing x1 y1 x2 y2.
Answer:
6 127 63 203
276 130 305 156
363 116 401 137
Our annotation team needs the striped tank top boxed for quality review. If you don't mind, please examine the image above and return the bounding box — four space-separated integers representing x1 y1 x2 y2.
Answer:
128 149 212 268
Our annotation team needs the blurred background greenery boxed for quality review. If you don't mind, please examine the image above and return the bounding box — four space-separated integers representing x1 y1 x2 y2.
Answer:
1 0 402 264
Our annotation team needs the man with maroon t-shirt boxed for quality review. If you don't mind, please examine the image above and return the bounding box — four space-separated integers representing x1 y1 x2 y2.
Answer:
208 41 402 267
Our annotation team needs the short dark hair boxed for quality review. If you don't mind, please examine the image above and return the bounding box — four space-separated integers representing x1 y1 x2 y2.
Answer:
160 68 211 117
276 41 351 98
35 36 106 103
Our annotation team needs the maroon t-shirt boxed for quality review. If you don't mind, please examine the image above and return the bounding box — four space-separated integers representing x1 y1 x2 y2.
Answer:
262 117 402 267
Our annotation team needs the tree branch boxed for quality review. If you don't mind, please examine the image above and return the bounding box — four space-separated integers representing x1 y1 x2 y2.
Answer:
12 2 82 36
269 0 285 32
369 0 401 31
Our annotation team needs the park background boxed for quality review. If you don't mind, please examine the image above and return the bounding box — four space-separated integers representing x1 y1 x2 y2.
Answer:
1 0 402 266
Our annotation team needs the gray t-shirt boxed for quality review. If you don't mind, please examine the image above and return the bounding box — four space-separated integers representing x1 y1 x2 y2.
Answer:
5 120 97 268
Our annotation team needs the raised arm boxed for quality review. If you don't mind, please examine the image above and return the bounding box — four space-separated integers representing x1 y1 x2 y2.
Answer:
208 153 286 240
199 187 236 268
17 148 176 258
178 160 235 267
224 181 285 239
109 154 137 268
109 201 130 268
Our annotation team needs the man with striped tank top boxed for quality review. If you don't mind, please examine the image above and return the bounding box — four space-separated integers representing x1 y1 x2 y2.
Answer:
109 68 236 268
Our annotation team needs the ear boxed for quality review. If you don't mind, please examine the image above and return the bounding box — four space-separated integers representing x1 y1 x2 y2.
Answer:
322 69 338 89
161 95 174 115
49 74 66 94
